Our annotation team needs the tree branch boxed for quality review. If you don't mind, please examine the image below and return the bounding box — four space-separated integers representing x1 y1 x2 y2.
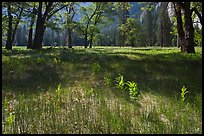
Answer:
47 3 69 20
177 2 186 10
43 2 53 20
71 3 76 19
191 7 202 26
77 24 85 35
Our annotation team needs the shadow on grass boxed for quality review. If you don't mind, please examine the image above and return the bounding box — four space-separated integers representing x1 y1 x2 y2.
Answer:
2 48 202 103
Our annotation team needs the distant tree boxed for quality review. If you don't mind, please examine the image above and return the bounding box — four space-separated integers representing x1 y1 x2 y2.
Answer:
26 3 37 49
88 2 113 48
119 18 144 47
15 25 23 45
3 2 25 50
65 2 76 48
72 4 92 48
43 28 51 45
22 24 28 45
140 9 153 46
156 2 173 47
114 2 130 47
51 29 55 45
76 2 112 48
92 4 116 46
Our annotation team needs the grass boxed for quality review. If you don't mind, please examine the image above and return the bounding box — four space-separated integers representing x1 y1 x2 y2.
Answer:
2 46 202 134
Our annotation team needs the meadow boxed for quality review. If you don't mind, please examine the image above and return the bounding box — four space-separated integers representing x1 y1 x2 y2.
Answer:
2 46 202 134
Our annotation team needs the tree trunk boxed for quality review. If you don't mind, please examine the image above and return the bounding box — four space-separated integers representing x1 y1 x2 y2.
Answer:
161 21 164 47
66 5 75 48
89 13 102 48
89 33 93 48
174 2 186 52
183 2 195 53
84 34 88 48
32 2 53 50
177 34 181 47
174 2 195 53
5 3 13 50
11 7 24 47
27 7 36 49
67 28 72 48
32 21 46 49
27 20 34 49
32 2 45 49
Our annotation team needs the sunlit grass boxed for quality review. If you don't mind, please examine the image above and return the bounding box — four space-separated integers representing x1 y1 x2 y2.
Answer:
2 46 202 134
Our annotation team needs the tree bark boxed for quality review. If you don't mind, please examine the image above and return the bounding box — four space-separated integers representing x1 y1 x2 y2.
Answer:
83 4 98 48
89 33 94 48
66 5 75 48
119 8 128 47
183 2 195 53
174 2 195 53
32 2 43 49
5 2 13 50
67 28 72 48
84 35 88 48
191 7 202 26
11 6 24 47
32 20 46 49
32 2 53 49
89 14 101 48
27 6 36 49
177 34 181 47
84 25 89 48
174 2 186 52
161 21 164 47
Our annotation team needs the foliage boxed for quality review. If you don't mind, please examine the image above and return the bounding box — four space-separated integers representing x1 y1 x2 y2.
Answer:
113 2 131 12
2 15 8 46
181 85 188 103
103 73 111 87
119 18 144 47
140 7 154 46
56 83 61 96
156 2 173 47
84 87 94 97
6 112 15 128
194 25 202 46
75 2 113 47
126 81 140 100
92 63 100 75
139 2 158 11
115 74 125 92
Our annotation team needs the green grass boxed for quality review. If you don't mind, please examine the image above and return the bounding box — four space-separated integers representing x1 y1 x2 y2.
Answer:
2 46 202 134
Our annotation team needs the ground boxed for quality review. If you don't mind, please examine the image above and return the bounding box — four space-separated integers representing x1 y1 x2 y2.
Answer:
2 46 202 134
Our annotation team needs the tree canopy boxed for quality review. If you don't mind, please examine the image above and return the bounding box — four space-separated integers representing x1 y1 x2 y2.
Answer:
2 2 202 53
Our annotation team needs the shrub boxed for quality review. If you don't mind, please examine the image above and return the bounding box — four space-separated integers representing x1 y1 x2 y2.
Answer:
92 63 100 75
181 85 188 103
103 73 111 87
115 74 125 92
126 81 140 100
